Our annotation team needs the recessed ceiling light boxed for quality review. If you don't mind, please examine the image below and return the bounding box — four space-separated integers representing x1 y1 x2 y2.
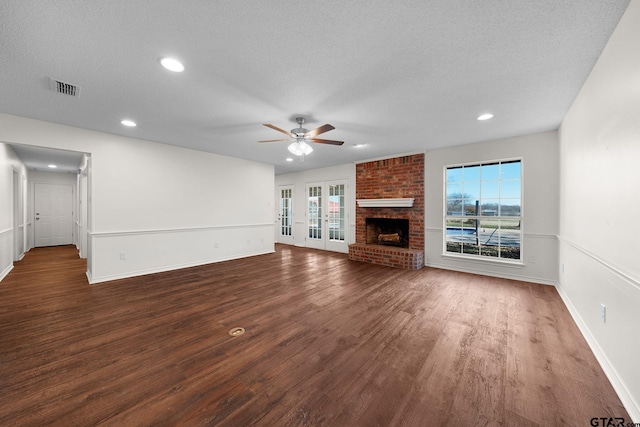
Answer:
354 143 366 148
121 119 137 127
286 157 294 162
48 164 57 168
477 113 494 121
160 57 185 72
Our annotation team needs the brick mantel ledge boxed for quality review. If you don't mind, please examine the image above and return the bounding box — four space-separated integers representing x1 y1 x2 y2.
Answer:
356 198 415 208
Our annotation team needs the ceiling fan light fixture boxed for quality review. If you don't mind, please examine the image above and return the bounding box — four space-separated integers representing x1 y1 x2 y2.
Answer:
288 140 313 156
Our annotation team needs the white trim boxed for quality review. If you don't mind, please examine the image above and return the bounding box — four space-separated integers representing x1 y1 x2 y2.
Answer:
427 228 558 241
0 264 14 282
0 228 13 235
357 198 414 208
555 285 640 422
560 237 640 291
88 249 275 284
523 233 558 240
90 223 274 238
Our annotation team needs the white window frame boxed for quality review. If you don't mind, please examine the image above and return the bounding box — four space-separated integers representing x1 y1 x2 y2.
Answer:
443 158 523 263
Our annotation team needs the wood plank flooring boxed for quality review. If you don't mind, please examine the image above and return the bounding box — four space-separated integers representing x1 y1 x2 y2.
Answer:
0 245 630 426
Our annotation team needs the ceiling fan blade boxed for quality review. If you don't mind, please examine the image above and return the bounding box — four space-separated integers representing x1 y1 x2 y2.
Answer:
263 123 292 136
258 138 289 143
305 124 335 138
309 138 344 146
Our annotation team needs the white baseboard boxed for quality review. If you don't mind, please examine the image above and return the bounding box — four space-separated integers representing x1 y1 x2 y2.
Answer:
88 249 275 284
0 264 14 282
424 261 557 286
555 285 640 422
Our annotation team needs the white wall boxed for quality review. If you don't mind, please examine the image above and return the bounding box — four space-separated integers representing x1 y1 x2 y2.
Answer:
425 131 559 285
0 114 275 284
275 163 356 252
559 0 639 420
0 143 28 281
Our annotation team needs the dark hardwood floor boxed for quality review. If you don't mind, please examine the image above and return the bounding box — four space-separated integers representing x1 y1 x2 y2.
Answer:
0 245 630 426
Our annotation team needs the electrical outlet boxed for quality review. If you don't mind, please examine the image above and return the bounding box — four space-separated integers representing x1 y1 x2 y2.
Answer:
600 303 606 323
119 251 126 261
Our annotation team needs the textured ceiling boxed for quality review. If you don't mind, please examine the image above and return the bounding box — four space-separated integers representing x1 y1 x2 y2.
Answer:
0 0 630 174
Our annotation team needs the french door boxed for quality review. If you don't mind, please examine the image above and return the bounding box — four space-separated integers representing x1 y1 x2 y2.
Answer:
278 185 295 244
306 180 348 253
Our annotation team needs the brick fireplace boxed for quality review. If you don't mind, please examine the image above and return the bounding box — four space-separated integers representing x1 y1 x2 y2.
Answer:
349 154 425 269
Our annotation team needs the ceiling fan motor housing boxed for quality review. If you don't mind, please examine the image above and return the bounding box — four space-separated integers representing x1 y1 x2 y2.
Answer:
292 127 308 137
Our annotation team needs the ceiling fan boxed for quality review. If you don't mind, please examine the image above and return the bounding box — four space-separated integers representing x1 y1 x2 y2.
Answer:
259 116 344 158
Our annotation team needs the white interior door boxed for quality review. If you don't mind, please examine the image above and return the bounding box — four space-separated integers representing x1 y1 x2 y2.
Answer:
306 180 348 253
35 183 73 247
278 185 295 244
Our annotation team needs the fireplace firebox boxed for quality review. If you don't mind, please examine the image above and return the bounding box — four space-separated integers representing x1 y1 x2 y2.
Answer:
366 218 409 248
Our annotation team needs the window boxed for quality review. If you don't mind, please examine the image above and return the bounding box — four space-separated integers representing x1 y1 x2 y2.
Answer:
445 159 521 261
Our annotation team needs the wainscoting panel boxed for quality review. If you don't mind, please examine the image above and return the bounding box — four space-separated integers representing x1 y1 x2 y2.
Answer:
0 228 14 281
425 229 558 285
88 223 275 284
557 239 640 421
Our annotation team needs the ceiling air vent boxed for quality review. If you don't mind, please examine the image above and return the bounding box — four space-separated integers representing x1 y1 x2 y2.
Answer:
49 78 80 97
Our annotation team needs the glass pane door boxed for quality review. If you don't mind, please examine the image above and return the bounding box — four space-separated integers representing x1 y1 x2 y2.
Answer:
308 185 322 241
325 180 347 252
306 181 348 252
278 185 294 243
280 187 292 237
328 183 345 242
